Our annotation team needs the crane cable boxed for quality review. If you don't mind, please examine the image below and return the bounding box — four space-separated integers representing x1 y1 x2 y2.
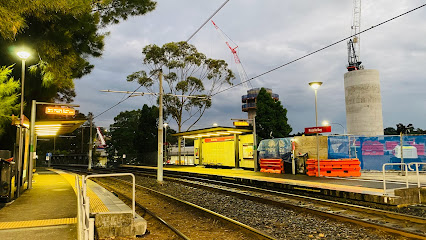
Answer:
212 3 426 97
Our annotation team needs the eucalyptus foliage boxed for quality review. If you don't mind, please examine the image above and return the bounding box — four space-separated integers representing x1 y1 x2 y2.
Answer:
127 41 235 132
0 66 20 136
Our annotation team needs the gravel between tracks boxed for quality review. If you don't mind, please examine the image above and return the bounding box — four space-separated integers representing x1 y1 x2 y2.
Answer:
131 175 408 240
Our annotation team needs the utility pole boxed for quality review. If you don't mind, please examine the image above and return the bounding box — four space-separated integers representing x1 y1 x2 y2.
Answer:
157 70 164 182
88 112 93 171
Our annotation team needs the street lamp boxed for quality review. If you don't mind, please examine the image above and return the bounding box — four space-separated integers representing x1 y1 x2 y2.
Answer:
16 50 30 196
322 120 346 135
163 123 168 164
213 123 218 127
309 81 323 177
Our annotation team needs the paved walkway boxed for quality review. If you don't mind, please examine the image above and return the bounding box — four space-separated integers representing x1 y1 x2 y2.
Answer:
0 168 77 240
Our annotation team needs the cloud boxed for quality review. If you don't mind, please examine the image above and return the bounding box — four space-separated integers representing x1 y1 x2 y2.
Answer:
74 0 426 134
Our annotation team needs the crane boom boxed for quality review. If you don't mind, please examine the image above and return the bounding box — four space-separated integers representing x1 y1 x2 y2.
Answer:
347 0 363 71
211 20 250 89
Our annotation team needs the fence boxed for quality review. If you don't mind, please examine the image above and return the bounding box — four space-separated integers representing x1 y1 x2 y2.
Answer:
328 135 426 170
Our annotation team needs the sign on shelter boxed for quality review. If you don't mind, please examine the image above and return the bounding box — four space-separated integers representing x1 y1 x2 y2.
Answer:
45 107 75 116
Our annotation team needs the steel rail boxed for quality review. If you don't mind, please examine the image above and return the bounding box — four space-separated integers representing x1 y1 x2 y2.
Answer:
58 166 426 239
98 177 276 240
159 173 426 240
119 167 426 240
94 179 191 240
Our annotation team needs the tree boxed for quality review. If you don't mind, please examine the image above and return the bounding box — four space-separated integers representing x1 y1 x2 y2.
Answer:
127 41 234 132
106 105 169 166
0 66 20 136
384 127 397 135
134 104 159 165
396 123 414 134
0 0 157 40
107 109 141 161
384 123 426 135
255 88 292 139
0 0 156 150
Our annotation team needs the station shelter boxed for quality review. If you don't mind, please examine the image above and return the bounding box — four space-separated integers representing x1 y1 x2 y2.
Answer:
8 115 85 199
173 127 255 168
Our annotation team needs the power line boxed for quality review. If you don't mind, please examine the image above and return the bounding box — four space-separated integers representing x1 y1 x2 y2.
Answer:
93 1 231 120
212 3 426 96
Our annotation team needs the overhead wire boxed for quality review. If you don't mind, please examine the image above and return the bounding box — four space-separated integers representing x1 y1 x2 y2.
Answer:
212 3 426 97
93 1 231 119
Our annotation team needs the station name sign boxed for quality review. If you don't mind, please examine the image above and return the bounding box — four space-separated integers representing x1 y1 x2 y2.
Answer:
45 107 76 116
304 126 331 134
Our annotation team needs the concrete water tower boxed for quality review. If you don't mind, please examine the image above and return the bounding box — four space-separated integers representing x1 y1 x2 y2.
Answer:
242 88 279 119
344 69 384 136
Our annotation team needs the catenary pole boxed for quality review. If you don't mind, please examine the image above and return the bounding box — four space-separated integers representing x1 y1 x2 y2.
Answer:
88 112 93 170
157 70 164 182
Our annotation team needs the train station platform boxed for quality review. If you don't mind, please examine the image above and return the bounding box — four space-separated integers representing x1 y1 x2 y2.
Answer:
0 168 146 240
0 168 77 240
123 165 426 206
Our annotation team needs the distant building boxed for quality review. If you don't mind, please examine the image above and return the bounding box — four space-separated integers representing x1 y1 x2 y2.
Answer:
241 88 279 119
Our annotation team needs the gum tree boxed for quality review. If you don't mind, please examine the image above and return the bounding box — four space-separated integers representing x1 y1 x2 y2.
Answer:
127 41 235 160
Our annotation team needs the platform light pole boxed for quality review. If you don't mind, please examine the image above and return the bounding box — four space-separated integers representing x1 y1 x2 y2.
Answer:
16 51 30 197
309 81 323 177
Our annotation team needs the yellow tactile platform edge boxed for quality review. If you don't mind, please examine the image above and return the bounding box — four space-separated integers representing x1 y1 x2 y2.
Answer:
0 218 77 230
50 169 109 213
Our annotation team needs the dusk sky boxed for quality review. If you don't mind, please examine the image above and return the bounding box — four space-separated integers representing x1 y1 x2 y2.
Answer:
74 0 426 134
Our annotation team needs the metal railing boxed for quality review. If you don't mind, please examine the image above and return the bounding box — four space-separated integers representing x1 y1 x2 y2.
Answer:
76 175 94 240
76 173 136 240
407 162 426 188
408 162 426 204
382 163 408 195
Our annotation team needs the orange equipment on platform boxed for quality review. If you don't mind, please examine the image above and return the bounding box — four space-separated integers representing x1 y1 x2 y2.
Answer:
306 159 361 177
260 159 284 173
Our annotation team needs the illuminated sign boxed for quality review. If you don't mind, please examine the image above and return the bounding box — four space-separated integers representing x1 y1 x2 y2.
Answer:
45 107 76 116
304 126 331 134
233 121 249 127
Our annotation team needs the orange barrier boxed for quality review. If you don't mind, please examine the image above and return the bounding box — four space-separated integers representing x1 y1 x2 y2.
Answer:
259 159 284 174
306 158 361 177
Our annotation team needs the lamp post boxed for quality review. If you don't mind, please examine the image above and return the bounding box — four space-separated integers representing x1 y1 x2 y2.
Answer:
322 121 346 135
16 51 30 196
309 81 323 177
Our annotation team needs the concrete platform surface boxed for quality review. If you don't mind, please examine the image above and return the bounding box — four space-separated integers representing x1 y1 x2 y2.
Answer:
0 168 77 240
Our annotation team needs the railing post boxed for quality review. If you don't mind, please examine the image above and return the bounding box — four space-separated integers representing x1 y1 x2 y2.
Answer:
382 163 409 195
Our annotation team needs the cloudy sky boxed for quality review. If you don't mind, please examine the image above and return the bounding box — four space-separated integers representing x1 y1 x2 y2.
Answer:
74 0 426 134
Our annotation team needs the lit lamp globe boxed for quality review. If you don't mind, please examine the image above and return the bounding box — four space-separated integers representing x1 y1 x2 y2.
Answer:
309 81 323 90
17 51 30 60
322 120 329 126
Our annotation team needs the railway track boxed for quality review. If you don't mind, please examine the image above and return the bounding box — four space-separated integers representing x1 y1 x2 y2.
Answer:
59 166 426 239
122 168 426 239
93 176 275 240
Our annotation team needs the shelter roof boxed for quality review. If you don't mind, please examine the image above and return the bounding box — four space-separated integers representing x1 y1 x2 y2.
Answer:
12 115 86 136
172 126 252 139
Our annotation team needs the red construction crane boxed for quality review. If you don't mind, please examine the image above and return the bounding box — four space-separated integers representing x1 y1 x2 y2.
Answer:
211 20 251 89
